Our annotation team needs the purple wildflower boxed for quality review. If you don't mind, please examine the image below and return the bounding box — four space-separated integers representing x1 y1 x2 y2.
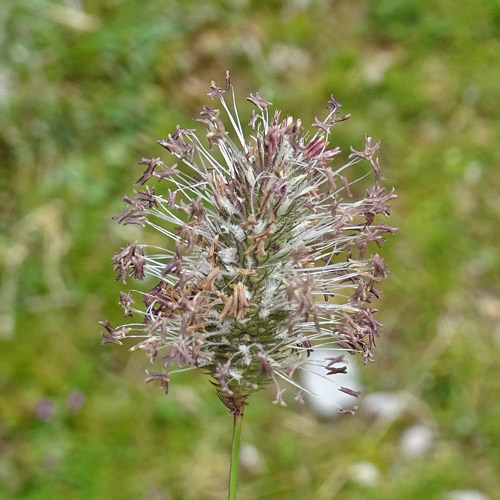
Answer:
36 398 55 421
67 390 85 414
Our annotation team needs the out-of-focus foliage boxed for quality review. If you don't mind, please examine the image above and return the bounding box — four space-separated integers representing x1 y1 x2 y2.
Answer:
1 1 499 499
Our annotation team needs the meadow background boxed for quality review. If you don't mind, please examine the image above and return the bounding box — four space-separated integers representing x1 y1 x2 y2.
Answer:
1 1 500 499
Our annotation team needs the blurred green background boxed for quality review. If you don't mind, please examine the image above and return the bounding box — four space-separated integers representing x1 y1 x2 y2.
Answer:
1 0 500 499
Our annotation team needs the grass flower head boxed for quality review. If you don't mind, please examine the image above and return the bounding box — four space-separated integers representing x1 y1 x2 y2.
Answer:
101 72 397 416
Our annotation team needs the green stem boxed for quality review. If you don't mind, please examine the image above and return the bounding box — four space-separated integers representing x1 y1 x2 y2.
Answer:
228 408 244 500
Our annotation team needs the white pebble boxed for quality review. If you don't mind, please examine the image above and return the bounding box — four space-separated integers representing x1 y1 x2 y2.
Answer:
301 349 362 417
239 443 264 474
399 424 434 458
349 461 381 487
363 391 408 419
445 490 489 500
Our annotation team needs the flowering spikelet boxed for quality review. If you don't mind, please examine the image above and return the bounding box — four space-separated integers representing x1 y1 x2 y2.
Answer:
101 72 397 414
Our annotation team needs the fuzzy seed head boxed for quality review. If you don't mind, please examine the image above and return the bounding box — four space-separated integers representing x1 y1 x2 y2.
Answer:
102 73 397 414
